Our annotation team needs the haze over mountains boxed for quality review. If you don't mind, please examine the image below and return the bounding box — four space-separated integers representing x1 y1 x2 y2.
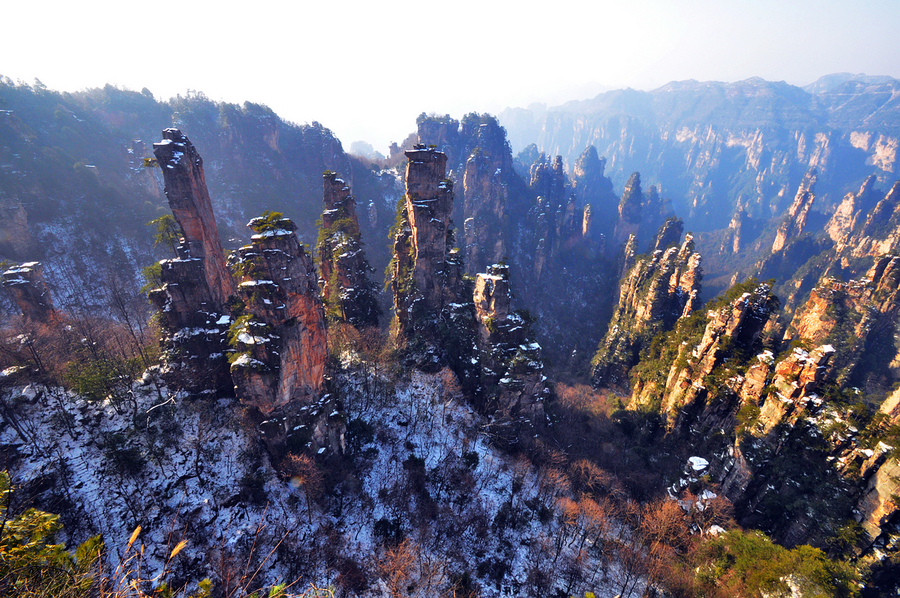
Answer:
4 70 900 597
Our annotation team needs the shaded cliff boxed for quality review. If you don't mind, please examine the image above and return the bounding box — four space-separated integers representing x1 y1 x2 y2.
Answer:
148 129 234 396
2 261 56 322
473 264 547 419
316 172 380 328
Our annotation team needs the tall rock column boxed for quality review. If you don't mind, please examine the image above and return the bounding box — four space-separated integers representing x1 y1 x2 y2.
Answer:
148 129 235 396
771 169 816 253
473 264 546 418
153 128 235 306
230 214 327 413
317 172 379 328
392 145 463 332
462 150 507 274
591 228 702 392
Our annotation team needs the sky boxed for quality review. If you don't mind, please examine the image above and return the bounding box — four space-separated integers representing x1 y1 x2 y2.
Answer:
3 0 900 154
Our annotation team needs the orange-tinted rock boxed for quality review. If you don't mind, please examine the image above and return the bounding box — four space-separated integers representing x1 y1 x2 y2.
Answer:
771 169 816 253
153 128 235 307
592 230 702 392
231 215 327 413
392 145 463 331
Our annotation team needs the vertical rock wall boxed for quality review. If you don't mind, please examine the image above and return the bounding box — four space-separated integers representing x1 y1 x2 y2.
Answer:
231 215 327 413
153 128 235 307
317 172 379 328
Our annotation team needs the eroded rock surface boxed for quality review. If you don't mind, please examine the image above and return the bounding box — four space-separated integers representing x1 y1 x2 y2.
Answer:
317 172 379 328
230 215 327 413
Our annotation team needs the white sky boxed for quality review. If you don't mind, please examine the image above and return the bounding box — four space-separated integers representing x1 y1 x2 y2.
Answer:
3 0 899 153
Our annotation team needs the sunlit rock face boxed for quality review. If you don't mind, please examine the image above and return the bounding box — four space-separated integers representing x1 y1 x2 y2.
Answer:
149 129 234 396
786 255 900 387
1 261 56 322
771 169 816 253
591 224 702 393
153 128 235 306
392 145 464 333
230 215 327 414
317 172 379 328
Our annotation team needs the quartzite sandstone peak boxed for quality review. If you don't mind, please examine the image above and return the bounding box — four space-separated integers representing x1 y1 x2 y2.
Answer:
149 129 234 396
230 214 327 413
591 224 702 392
317 172 379 328
391 145 463 332
473 264 546 418
771 168 817 253
153 128 235 307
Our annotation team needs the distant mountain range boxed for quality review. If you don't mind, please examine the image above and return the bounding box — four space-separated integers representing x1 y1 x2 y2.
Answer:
500 74 900 230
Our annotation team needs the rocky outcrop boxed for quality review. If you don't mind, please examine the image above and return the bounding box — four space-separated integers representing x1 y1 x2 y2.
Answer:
317 172 379 328
153 129 235 307
0 196 32 258
391 145 464 334
754 345 834 435
463 147 508 274
839 181 900 258
630 282 777 428
473 264 546 418
2 262 56 322
825 176 879 244
592 228 702 392
147 247 233 396
651 217 684 252
614 172 643 246
573 146 618 242
149 130 234 396
230 214 327 413
786 255 900 387
771 169 816 253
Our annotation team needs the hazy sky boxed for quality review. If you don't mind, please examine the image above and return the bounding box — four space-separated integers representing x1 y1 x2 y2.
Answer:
3 0 899 153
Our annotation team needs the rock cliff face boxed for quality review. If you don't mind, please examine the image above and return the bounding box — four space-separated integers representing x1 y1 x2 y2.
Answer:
1 262 56 322
391 145 464 334
573 146 618 242
786 256 900 390
591 225 702 392
837 181 900 258
0 196 32 258
462 147 508 274
230 215 327 414
771 169 816 253
148 130 234 396
499 77 899 231
473 264 546 418
631 282 777 429
621 263 900 549
317 172 379 328
152 128 235 307
825 176 880 244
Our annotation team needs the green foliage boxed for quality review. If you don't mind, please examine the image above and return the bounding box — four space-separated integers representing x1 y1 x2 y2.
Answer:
65 353 141 412
249 210 287 233
695 529 859 597
140 261 163 295
148 214 181 255
0 471 103 597
735 402 761 435
103 432 146 477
